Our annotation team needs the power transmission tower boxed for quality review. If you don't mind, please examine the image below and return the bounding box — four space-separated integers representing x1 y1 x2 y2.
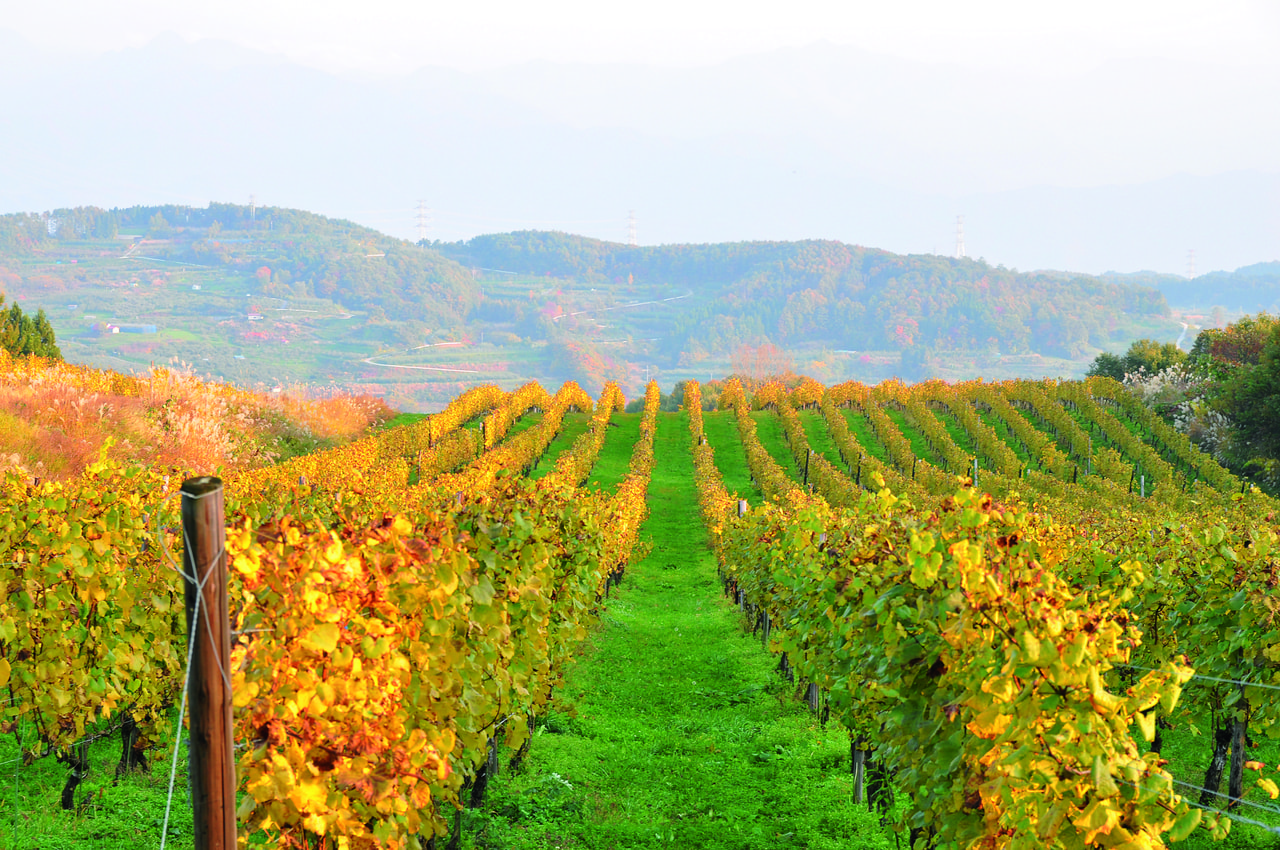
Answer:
955 215 966 259
628 210 637 247
416 201 432 243
1187 249 1196 278
250 194 256 223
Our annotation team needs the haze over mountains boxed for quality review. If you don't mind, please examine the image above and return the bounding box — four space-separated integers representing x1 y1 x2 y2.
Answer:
2 29 1276 276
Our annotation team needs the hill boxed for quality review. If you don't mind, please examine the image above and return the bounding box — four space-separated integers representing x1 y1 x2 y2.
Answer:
1 205 1180 405
0 204 494 410
439 230 1176 379
1104 261 1280 313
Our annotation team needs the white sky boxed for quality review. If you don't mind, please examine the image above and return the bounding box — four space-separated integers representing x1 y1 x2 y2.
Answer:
10 0 1280 73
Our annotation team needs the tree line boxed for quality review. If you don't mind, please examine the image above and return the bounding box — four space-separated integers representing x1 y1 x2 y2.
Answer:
1088 313 1280 489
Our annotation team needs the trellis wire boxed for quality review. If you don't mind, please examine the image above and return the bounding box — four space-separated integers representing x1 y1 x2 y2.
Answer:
1116 662 1280 696
1119 777 1280 837
1167 776 1280 821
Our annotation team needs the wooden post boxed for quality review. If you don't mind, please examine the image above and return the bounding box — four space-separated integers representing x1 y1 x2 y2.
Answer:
738 499 748 517
803 449 811 486
180 477 236 850
1229 685 1248 810
851 738 867 804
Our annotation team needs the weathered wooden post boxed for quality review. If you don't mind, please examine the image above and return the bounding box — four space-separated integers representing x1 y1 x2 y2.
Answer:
1228 683 1248 811
851 737 867 803
180 476 236 850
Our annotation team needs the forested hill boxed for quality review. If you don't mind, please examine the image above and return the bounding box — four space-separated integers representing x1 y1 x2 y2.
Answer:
0 205 1181 400
439 231 1170 362
1103 262 1280 312
0 204 477 326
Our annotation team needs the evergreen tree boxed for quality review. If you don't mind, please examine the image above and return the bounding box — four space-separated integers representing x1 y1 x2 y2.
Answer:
0 295 61 359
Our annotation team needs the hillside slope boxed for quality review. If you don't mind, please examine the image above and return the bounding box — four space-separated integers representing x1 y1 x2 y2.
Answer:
1 205 1183 403
440 231 1174 374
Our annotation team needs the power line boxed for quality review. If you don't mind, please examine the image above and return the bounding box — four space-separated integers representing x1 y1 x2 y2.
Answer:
415 200 432 243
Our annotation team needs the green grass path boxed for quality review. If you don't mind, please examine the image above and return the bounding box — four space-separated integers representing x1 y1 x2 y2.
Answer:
587 412 642 494
700 411 764 506
797 411 843 466
750 411 802 483
470 411 883 850
529 412 590 480
838 409 890 465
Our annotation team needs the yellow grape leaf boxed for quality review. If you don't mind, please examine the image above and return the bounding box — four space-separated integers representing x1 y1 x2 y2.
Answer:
1258 777 1279 800
1092 755 1120 799
324 539 345 564
291 779 330 812
1245 760 1266 771
270 752 296 795
1019 631 1042 665
1111 831 1154 850
436 564 460 596
967 705 1011 739
1063 633 1088 667
506 720 530 751
301 623 341 654
232 553 260 580
233 680 260 709
0 657 8 688
1037 800 1068 839
1136 711 1156 743
1073 798 1120 843
1166 807 1202 841
410 780 433 809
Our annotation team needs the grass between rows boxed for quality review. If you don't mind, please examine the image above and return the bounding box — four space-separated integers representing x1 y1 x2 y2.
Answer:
467 410 885 850
795 410 844 470
586 412 642 495
748 412 801 485
837 409 890 466
529 413 591 480
699 411 764 507
881 408 939 468
0 718 195 849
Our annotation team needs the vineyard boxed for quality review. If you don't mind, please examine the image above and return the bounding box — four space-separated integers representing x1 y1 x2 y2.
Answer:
2 364 1280 849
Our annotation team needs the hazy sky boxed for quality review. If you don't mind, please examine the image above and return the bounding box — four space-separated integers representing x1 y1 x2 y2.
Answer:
12 0 1280 73
4 1 1277 272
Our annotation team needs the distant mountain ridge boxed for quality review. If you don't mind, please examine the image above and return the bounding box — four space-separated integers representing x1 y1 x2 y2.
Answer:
438 231 1170 366
1102 262 1280 312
